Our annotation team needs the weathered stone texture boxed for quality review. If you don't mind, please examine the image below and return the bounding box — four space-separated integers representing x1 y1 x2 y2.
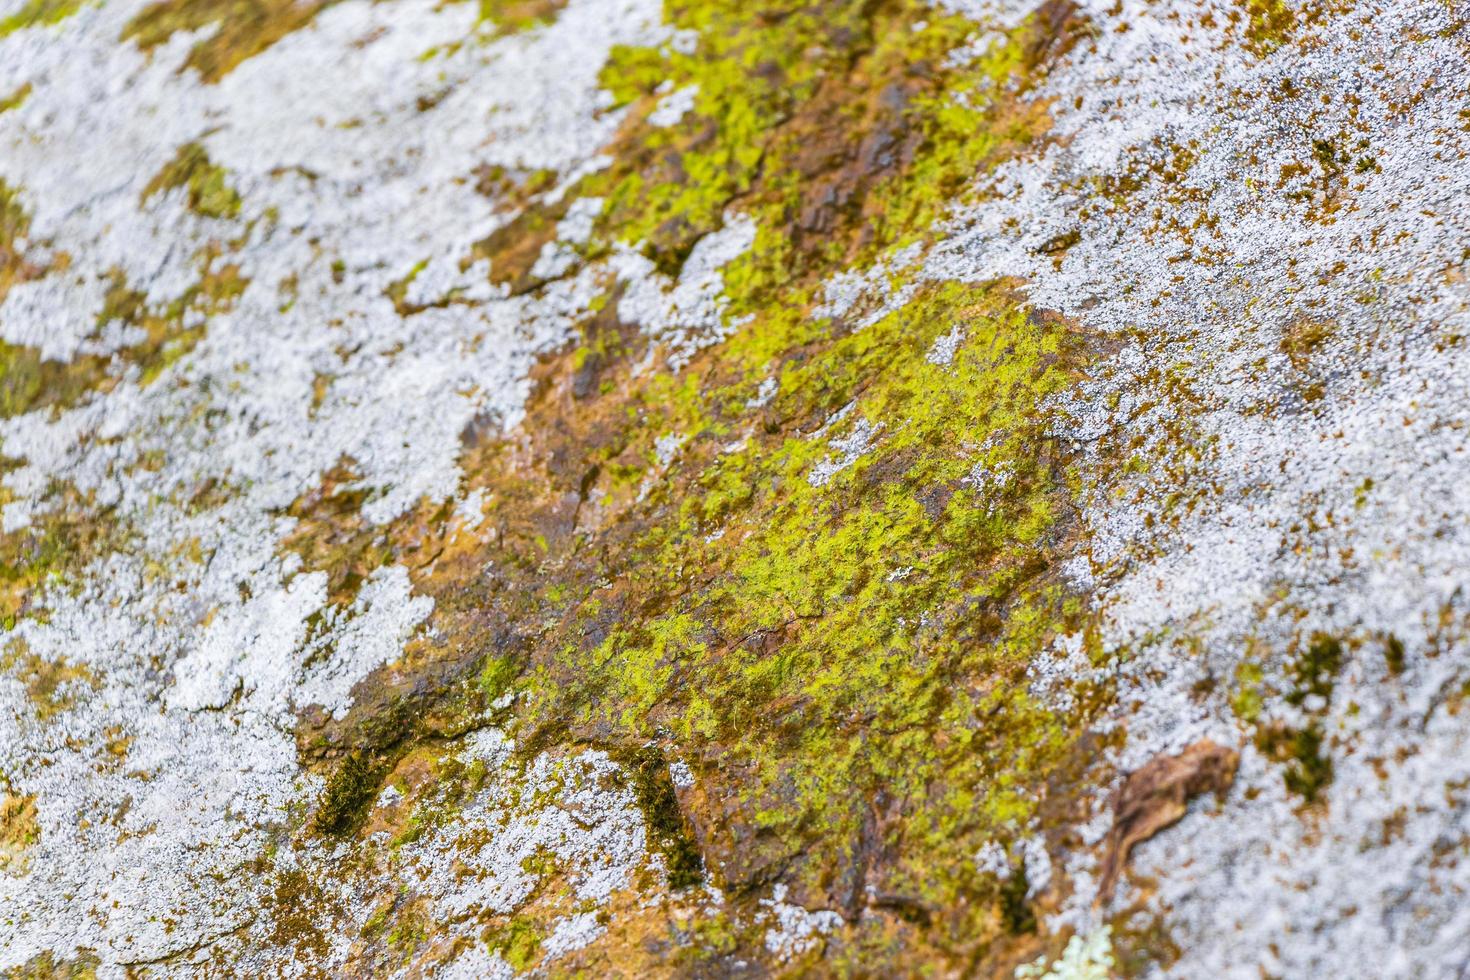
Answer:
1 0 1469 975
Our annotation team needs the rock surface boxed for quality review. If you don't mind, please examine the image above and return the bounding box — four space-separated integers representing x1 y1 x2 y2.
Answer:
1 0 1468 975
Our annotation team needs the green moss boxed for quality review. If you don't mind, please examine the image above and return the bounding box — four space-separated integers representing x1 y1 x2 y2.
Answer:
0 253 241 425
999 860 1037 935
1107 911 1182 978
487 915 543 971
7 950 100 979
515 280 1101 934
385 259 429 313
0 181 24 237
0 340 107 420
1 639 99 722
1257 720 1333 803
1238 0 1296 55
585 0 1061 281
1353 476 1374 510
278 458 399 607
0 484 124 628
617 745 703 889
386 907 428 953
1383 633 1406 676
313 751 387 835
672 910 740 968
1285 632 1343 707
1230 661 1265 722
268 869 331 958
141 143 242 219
0 0 83 38
1241 632 1344 804
0 83 32 114
1 784 41 874
1235 0 1348 57
360 899 395 941
294 1 1109 969
123 0 335 82
1 179 35 304
468 199 564 293
478 653 519 701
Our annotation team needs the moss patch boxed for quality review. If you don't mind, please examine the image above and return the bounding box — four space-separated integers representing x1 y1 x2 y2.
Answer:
0 250 244 422
0 0 83 39
1257 720 1333 803
278 457 394 608
312 749 392 836
274 1 1118 971
583 0 1079 281
7 951 101 979
486 915 543 971
294 279 1111 971
0 483 125 628
1242 630 1347 806
474 0 566 33
1 639 100 722
267 868 332 958
616 745 704 889
141 143 242 219
1232 0 1352 57
0 785 40 874
0 180 45 305
0 83 33 114
0 340 111 421
123 0 338 83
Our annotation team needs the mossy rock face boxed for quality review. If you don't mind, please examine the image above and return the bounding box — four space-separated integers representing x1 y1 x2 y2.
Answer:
3 0 1470 976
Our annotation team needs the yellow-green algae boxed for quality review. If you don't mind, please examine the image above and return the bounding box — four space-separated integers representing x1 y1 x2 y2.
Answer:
1 637 100 723
1233 0 1351 56
487 915 542 971
5 951 100 980
298 283 1114 971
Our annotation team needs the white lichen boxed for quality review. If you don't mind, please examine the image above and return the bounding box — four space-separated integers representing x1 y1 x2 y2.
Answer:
759 884 843 960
